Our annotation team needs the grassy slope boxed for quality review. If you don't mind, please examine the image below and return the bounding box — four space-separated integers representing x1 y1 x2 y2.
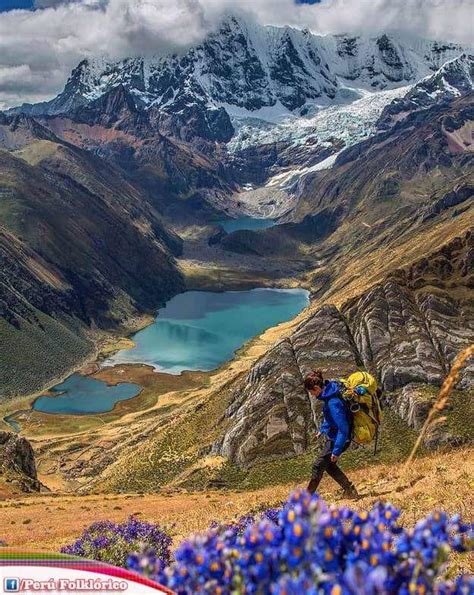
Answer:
97 375 472 494
1 446 472 580
0 314 93 402
0 136 184 400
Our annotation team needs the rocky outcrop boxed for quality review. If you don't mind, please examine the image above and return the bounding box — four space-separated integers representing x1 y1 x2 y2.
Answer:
220 339 309 465
342 281 448 391
421 185 473 222
290 305 362 378
377 54 474 130
219 233 473 465
391 383 473 448
219 304 364 465
0 431 41 492
391 384 435 430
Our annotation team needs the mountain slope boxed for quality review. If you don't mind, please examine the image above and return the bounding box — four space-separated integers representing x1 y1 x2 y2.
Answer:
9 92 473 491
217 95 473 257
0 115 184 399
226 54 474 194
1 18 472 415
38 89 237 221
64 231 468 495
378 53 474 129
43 231 469 494
218 233 473 466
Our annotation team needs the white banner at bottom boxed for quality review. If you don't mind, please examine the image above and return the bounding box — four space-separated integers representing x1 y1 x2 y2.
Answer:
0 562 172 594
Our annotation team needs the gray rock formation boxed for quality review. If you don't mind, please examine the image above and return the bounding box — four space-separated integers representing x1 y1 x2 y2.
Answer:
390 383 435 430
391 383 473 447
0 431 41 492
219 232 473 465
221 339 308 465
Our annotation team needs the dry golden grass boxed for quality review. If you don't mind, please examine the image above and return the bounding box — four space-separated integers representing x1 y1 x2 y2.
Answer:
1 446 472 571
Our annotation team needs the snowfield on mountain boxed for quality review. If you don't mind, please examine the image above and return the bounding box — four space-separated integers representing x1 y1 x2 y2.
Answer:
12 17 466 123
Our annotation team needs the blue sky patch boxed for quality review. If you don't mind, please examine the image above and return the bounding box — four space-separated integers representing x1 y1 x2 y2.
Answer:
0 0 34 11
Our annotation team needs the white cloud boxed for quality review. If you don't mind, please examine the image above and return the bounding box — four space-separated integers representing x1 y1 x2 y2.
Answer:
0 0 472 109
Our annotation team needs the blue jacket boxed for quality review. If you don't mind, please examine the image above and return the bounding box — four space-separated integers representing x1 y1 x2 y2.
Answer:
318 381 352 456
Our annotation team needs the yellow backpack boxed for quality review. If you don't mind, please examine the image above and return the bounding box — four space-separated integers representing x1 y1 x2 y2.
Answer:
339 371 383 450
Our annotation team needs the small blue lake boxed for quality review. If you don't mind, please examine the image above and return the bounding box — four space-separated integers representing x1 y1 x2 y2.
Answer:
215 217 276 233
32 288 309 415
33 375 140 415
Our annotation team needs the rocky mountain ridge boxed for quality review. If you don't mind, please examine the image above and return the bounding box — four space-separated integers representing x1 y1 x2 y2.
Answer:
6 20 472 211
377 53 474 130
12 19 465 124
218 232 473 466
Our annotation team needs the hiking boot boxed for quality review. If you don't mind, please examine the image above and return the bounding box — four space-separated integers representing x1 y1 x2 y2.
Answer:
342 484 359 500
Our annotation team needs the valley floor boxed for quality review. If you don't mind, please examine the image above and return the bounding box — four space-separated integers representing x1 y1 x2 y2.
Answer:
1 446 472 575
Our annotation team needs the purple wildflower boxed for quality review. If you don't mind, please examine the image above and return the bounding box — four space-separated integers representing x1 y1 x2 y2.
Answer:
61 516 172 569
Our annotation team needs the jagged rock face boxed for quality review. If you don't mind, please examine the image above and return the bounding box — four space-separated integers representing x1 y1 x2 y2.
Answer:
219 233 473 465
219 305 364 465
342 281 448 391
290 305 362 377
391 383 473 448
421 185 474 222
377 54 474 130
220 339 309 465
11 19 464 128
0 431 40 492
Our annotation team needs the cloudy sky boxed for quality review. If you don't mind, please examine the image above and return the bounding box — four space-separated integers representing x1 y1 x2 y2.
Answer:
0 0 472 109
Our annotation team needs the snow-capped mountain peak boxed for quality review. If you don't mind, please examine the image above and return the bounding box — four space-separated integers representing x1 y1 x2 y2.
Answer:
11 18 466 124
377 53 474 129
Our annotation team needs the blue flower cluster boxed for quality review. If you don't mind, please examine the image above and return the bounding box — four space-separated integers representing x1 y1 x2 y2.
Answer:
210 507 282 536
61 516 172 569
129 490 473 594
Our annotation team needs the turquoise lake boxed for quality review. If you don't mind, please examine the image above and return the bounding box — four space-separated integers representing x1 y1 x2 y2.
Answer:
215 217 276 233
33 375 141 415
107 288 309 373
33 288 309 415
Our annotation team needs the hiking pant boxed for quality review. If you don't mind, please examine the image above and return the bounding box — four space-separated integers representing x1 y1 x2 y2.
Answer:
307 435 352 495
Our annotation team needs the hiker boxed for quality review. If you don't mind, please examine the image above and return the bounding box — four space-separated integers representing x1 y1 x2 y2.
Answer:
304 370 359 498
